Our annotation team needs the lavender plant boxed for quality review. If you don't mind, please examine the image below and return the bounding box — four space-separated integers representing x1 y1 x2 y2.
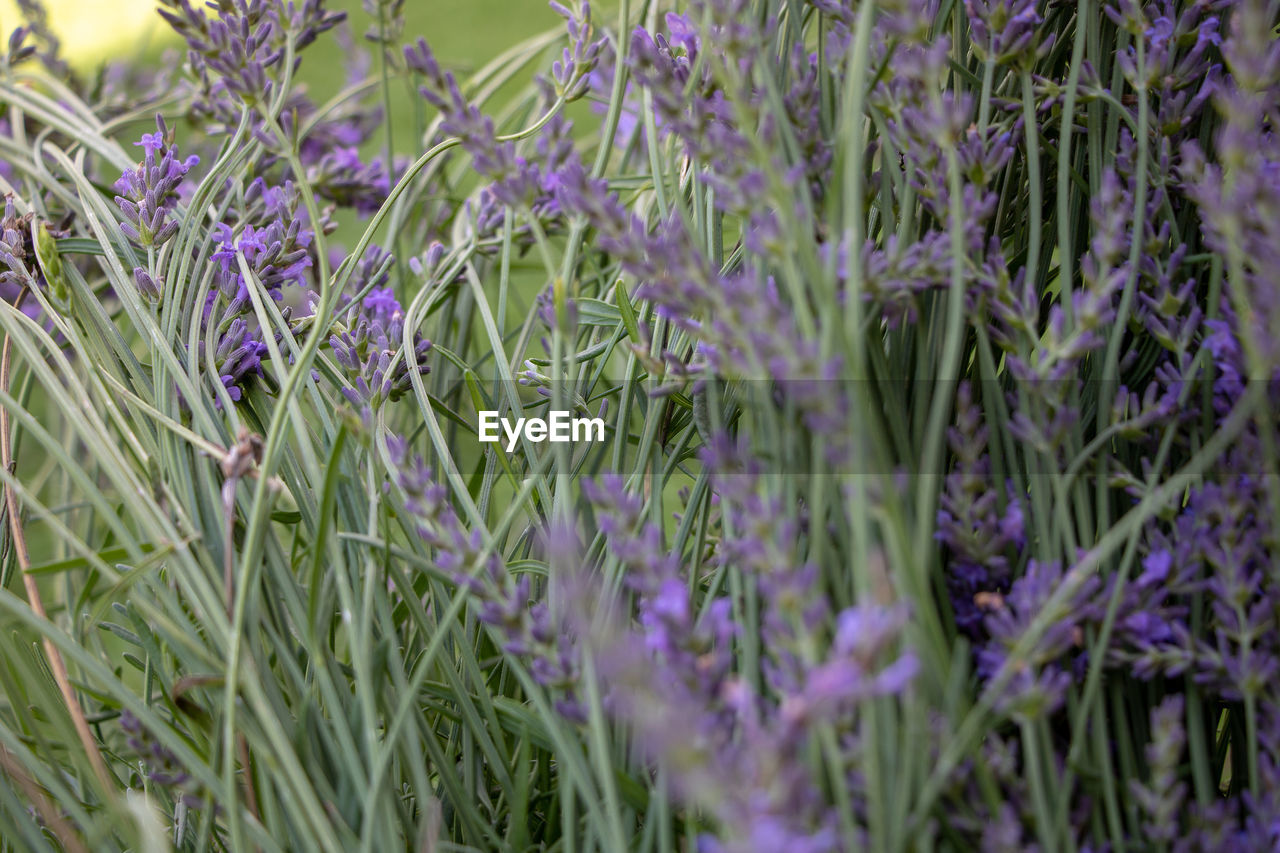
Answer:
0 0 1278 850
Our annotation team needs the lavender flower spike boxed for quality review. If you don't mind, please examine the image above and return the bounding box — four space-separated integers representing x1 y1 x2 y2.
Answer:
549 1 605 101
113 114 199 248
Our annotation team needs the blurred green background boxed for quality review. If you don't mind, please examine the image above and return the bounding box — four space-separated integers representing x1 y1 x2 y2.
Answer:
0 0 558 83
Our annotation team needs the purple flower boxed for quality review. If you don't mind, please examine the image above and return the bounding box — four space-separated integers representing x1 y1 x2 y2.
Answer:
578 437 918 849
1177 1 1280 373
307 147 392 217
210 180 313 297
387 438 583 716
208 313 268 406
113 115 199 248
936 382 1026 635
119 710 201 809
10 0 66 75
965 0 1051 67
330 250 432 409
159 0 344 135
790 606 919 718
549 1 605 101
132 267 162 301
976 560 1099 722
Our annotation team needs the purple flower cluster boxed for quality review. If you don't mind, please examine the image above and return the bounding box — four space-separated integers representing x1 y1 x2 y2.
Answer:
112 115 199 249
1181 1 1280 371
191 178 318 404
582 442 918 850
625 7 828 242
158 0 342 116
549 1 603 101
976 559 1099 721
402 6 837 418
159 0 395 220
388 439 583 718
1108 324 1280 706
920 1 1280 844
5 26 36 67
936 382 1026 636
148 0 1280 845
13 0 1280 847
210 182 313 298
966 0 1051 67
119 710 201 809
330 248 432 410
405 40 567 213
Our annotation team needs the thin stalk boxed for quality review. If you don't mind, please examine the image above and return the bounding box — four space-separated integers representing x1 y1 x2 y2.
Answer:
0 291 115 800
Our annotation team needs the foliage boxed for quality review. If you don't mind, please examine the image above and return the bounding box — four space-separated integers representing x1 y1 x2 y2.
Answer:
0 0 1278 850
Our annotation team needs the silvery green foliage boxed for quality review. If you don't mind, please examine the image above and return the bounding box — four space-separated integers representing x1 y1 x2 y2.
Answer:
0 0 1278 851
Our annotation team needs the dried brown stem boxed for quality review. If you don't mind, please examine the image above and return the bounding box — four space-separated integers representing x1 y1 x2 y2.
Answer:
0 290 114 795
0 745 90 853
